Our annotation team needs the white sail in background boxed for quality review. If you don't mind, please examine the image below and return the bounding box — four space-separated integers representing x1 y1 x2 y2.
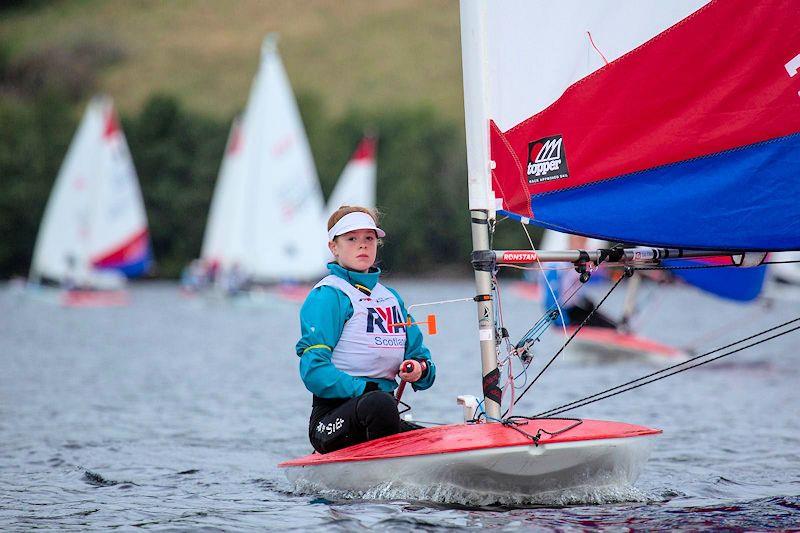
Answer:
30 95 151 288
200 118 249 268
325 137 377 216
201 36 327 282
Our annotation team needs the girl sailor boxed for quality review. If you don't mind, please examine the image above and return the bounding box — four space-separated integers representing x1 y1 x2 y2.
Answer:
296 206 436 453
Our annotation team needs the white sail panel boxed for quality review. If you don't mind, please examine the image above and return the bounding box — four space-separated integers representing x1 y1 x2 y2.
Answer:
482 0 708 131
201 118 250 267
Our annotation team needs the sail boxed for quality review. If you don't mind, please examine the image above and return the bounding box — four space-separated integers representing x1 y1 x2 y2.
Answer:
469 0 800 251
30 96 151 285
325 136 377 215
200 117 249 268
202 36 327 281
670 258 767 302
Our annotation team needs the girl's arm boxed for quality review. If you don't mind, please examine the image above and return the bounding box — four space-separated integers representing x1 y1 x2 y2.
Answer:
387 287 436 391
296 286 369 398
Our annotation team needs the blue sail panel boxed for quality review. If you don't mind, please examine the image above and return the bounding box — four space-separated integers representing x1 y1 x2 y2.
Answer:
668 260 766 302
529 134 800 251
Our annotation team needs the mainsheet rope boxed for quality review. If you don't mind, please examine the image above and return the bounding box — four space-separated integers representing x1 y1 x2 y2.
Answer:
494 256 799 421
534 316 800 418
489 218 800 423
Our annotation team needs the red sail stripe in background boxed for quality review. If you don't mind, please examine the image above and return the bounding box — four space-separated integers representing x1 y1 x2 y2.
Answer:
351 137 376 161
102 107 122 140
490 0 800 218
91 228 149 268
227 121 243 155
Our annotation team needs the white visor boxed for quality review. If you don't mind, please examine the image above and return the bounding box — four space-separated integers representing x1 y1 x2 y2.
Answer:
328 211 386 241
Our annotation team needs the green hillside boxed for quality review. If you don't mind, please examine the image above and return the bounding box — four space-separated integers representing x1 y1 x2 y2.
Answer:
0 0 465 121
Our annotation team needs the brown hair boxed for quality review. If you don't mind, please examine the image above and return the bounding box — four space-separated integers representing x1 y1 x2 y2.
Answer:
327 205 380 232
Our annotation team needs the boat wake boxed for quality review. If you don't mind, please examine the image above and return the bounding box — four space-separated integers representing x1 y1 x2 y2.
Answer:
292 478 651 507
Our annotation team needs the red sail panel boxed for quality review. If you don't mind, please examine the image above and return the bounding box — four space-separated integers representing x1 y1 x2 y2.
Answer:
491 0 800 218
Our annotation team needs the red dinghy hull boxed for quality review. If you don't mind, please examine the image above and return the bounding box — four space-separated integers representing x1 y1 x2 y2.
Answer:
567 326 687 362
280 419 660 497
62 289 129 308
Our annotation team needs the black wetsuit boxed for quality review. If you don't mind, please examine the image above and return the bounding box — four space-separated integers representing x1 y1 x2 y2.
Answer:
309 387 421 454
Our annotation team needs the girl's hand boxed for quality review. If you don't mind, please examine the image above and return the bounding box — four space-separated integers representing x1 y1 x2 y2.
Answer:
398 359 427 382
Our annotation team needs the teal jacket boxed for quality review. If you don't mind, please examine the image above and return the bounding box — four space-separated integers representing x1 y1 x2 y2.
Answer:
296 262 436 398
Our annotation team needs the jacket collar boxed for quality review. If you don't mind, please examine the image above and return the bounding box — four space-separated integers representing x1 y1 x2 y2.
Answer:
327 262 381 292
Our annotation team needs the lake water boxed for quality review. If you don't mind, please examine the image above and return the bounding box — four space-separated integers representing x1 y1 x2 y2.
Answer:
2 278 799 530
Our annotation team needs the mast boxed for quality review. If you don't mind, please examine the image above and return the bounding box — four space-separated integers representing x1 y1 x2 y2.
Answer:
460 0 501 419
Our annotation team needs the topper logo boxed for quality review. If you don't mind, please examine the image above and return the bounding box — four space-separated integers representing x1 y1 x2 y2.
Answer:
785 53 800 96
527 135 569 183
501 251 537 263
534 137 562 163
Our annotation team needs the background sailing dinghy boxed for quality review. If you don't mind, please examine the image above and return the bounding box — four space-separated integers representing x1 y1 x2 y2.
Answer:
198 35 328 303
28 95 151 307
531 230 688 363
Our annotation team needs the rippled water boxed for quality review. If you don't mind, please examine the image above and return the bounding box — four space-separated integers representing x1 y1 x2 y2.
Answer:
2 278 799 530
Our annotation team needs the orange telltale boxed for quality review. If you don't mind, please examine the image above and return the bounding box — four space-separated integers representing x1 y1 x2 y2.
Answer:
388 314 439 335
426 314 438 335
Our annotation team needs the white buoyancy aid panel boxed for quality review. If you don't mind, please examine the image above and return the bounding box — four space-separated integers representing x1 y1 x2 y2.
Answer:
316 275 406 380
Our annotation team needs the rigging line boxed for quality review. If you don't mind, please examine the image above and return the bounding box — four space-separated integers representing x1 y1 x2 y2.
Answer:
635 263 755 271
520 222 569 338
502 275 626 417
492 270 515 416
407 297 473 311
492 271 517 362
534 316 800 418
762 259 800 265
512 276 585 353
538 323 800 418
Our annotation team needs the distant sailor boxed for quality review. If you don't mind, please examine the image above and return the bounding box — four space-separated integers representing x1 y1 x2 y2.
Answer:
296 206 436 454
